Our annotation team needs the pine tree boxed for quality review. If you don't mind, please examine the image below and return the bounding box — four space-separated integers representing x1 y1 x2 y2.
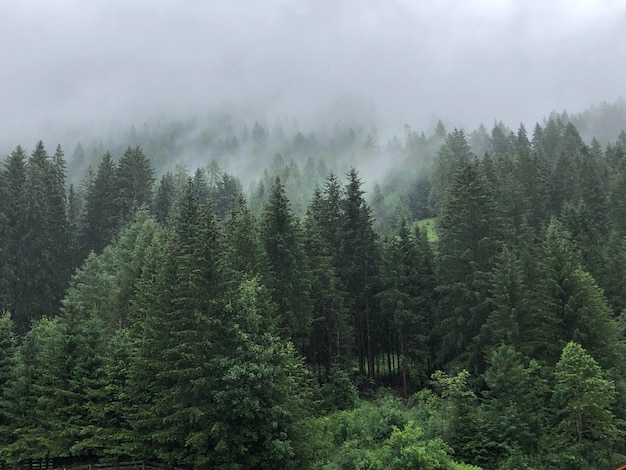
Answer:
14 141 67 331
0 313 16 454
0 171 11 313
80 152 119 255
552 342 623 468
303 196 351 374
436 157 500 373
204 278 308 468
481 247 533 359
66 210 163 329
489 122 513 157
45 303 107 458
378 221 435 393
78 328 135 459
5 317 66 460
129 179 226 464
213 172 241 219
260 176 312 350
338 168 381 379
152 172 175 225
530 222 625 369
223 194 265 280
2 146 27 322
316 173 344 252
115 146 154 224
482 344 547 466
515 124 550 231
129 179 306 467
48 144 72 302
429 129 474 214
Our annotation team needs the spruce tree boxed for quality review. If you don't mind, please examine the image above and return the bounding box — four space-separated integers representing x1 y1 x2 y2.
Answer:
378 221 435 392
436 157 500 373
338 168 381 379
80 152 119 255
129 179 226 465
530 222 625 369
130 179 306 467
152 172 175 225
260 175 312 351
2 146 27 323
0 313 16 455
303 195 351 374
115 146 154 224
0 171 11 313
482 247 531 357
14 141 68 331
223 194 265 280
552 342 623 468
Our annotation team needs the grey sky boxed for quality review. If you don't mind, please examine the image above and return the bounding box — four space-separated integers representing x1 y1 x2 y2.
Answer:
1 0 625 150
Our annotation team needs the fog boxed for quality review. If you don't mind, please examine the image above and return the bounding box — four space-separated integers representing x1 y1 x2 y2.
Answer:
1 0 625 153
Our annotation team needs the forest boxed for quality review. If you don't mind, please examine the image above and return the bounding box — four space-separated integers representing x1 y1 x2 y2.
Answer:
1 100 626 469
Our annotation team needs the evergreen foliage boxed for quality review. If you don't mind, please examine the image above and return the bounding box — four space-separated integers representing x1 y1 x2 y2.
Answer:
3 106 626 468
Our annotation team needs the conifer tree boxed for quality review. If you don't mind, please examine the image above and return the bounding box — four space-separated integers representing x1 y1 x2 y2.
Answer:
338 168 381 378
552 342 623 468
260 176 312 350
48 144 72 298
115 146 154 224
481 248 531 355
223 194 265 280
80 152 119 255
5 317 65 460
483 345 547 461
13 141 68 330
130 179 306 467
429 129 474 214
530 222 625 369
303 194 351 373
0 313 16 454
213 172 241 219
2 146 27 322
129 179 229 463
378 221 435 392
0 172 11 313
436 157 500 373
152 172 175 225
316 172 344 251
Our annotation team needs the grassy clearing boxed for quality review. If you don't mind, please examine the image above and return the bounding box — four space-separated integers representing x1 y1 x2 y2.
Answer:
416 217 437 242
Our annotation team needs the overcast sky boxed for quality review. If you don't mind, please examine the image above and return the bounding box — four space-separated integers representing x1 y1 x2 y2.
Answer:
1 0 625 150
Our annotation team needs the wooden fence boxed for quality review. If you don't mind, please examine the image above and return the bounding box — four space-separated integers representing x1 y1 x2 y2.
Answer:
0 460 184 470
70 461 183 470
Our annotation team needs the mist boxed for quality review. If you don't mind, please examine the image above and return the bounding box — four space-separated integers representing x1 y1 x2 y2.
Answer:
1 0 625 155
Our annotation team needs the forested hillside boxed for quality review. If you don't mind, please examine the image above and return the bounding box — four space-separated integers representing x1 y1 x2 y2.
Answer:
2 105 626 469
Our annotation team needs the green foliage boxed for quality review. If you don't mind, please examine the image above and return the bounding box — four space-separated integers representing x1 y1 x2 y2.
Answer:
316 366 358 413
115 146 155 224
415 217 437 242
0 313 16 452
339 168 382 379
79 152 119 255
304 193 352 372
6 108 626 468
551 342 624 468
436 157 500 373
224 194 265 280
261 176 312 350
378 220 435 392
308 397 480 469
531 222 625 369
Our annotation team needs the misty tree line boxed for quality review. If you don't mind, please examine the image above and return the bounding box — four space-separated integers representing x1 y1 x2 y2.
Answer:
1 110 626 468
